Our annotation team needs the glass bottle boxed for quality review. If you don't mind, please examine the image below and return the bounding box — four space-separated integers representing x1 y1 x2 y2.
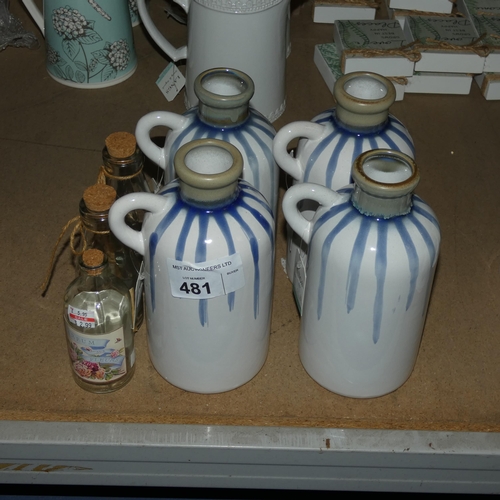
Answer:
101 131 151 230
79 183 144 332
64 249 136 393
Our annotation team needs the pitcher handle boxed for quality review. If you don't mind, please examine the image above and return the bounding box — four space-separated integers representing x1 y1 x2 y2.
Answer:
109 193 167 256
135 111 188 171
273 121 325 182
21 0 44 34
282 183 344 245
137 0 188 61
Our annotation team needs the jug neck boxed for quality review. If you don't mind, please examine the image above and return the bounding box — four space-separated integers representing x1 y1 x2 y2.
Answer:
334 72 396 131
195 68 254 127
350 149 420 219
174 139 244 208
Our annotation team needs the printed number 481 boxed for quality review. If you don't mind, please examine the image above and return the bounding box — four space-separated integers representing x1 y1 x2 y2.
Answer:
180 282 211 295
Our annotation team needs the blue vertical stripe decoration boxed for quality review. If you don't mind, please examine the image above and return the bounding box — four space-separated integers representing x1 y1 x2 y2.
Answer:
317 209 358 319
394 218 419 311
303 129 340 183
373 221 388 344
149 183 273 326
195 215 209 326
314 197 437 344
164 112 277 215
346 217 371 313
300 110 415 190
149 199 184 310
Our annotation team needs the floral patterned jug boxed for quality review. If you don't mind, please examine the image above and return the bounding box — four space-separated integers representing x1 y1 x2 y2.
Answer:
22 0 137 88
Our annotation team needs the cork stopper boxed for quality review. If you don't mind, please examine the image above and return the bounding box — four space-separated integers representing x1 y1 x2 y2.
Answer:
82 248 104 268
83 184 116 212
105 132 137 158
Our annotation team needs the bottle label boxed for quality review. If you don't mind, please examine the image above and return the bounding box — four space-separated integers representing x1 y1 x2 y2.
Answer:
292 246 307 317
68 305 96 329
65 324 128 383
167 253 245 300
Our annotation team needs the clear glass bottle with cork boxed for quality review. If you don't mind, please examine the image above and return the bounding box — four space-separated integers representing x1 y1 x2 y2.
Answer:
79 183 144 332
100 131 151 230
63 249 136 393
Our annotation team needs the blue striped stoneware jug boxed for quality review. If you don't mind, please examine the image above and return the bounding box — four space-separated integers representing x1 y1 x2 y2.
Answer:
135 68 279 220
282 149 440 398
273 72 415 289
109 138 275 393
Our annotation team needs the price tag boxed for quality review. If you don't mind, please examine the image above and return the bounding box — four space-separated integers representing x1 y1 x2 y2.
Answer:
68 305 96 329
167 254 245 300
156 62 185 102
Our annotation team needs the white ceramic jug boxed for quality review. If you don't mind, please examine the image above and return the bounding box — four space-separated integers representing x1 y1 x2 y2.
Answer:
273 72 415 297
137 0 289 122
109 139 275 393
22 0 137 88
135 68 279 218
282 149 440 398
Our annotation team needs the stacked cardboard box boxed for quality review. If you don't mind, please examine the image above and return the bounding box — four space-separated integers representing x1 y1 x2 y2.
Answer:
313 0 379 24
314 10 500 98
457 0 500 99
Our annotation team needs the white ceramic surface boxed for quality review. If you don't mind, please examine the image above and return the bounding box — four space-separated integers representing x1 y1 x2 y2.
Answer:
136 0 289 122
109 140 275 394
282 151 440 398
273 72 415 283
135 68 279 219
22 0 137 88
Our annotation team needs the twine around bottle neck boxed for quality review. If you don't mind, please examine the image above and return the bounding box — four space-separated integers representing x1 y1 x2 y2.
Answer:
97 163 144 184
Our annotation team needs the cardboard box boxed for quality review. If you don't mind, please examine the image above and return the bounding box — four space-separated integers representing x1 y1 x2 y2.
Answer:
314 42 406 99
389 0 453 14
475 72 500 99
471 15 500 72
456 0 500 19
404 16 486 73
405 71 473 93
313 0 377 24
334 19 416 76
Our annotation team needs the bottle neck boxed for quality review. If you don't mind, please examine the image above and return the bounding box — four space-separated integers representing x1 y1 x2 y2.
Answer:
350 150 419 219
333 72 396 133
102 147 144 178
79 200 110 233
195 68 254 127
174 139 244 209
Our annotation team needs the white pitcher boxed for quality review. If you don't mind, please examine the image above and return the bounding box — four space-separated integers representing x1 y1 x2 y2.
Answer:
137 0 289 122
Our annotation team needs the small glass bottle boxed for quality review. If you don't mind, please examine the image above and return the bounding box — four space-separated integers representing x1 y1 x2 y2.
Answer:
79 183 144 332
101 131 151 230
64 249 136 393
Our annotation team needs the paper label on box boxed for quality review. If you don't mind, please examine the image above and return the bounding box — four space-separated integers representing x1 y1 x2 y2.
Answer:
465 0 500 16
472 15 500 47
336 20 408 49
156 63 185 102
408 16 479 46
318 43 343 79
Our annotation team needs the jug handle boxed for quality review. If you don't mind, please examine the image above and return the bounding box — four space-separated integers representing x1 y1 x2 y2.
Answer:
273 121 325 182
21 0 44 34
135 111 188 171
137 0 188 61
282 183 344 245
109 193 167 256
